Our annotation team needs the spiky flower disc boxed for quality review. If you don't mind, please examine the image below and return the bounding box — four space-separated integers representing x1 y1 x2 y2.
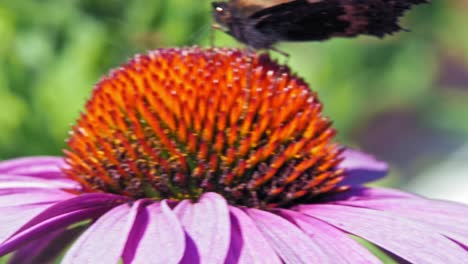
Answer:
64 47 345 208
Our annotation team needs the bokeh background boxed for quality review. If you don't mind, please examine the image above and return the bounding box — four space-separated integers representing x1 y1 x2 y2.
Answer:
0 1 467 203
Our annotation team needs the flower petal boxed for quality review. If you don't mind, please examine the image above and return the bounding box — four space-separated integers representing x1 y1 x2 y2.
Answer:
0 189 73 243
334 196 468 246
298 204 468 263
122 201 185 264
8 225 86 264
246 208 329 263
0 157 66 179
18 193 128 231
339 149 388 186
62 201 142 264
174 192 230 264
279 209 382 264
321 187 419 203
0 208 104 256
0 189 74 207
0 175 79 191
0 193 127 256
0 204 53 244
225 206 282 264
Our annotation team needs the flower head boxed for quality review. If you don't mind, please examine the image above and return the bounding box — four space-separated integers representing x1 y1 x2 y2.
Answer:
0 47 467 263
64 47 344 208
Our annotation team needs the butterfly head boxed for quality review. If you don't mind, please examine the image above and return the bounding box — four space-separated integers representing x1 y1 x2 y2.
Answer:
212 2 234 28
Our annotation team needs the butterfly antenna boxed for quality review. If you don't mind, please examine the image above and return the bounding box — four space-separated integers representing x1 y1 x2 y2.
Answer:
401 27 411 33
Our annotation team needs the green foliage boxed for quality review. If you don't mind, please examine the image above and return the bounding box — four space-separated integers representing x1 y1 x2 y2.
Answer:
0 0 209 158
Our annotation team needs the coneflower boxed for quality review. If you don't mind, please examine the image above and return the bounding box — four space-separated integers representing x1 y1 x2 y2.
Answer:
0 47 466 263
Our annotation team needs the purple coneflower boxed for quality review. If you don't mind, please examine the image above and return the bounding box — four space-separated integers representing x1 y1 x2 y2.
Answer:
1 47 467 263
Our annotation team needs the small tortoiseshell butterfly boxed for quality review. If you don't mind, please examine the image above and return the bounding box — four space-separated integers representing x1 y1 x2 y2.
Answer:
212 0 428 49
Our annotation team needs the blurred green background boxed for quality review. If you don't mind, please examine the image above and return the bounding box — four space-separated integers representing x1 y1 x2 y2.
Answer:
0 1 467 201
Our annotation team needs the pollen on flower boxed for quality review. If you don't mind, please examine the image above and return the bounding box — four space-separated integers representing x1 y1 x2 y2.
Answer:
63 47 345 208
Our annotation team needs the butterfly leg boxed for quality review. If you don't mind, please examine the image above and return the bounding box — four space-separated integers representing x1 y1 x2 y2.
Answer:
270 47 290 58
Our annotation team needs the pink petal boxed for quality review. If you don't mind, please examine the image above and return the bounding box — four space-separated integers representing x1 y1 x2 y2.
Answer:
9 225 86 264
0 156 66 179
334 196 468 245
279 209 381 264
246 208 329 263
174 192 230 264
339 149 388 186
0 193 127 255
0 190 73 242
18 193 127 232
0 207 107 256
123 201 185 264
321 187 420 203
336 196 468 225
0 204 53 244
0 189 74 207
62 201 142 264
225 206 282 264
298 204 468 263
0 175 79 191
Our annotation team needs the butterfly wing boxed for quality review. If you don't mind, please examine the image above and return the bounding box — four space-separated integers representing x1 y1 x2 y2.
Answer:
250 0 428 42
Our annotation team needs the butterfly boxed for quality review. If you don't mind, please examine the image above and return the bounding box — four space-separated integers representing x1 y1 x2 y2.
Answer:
212 0 429 49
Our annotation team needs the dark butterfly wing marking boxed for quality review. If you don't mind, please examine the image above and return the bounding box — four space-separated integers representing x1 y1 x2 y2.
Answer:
250 0 428 43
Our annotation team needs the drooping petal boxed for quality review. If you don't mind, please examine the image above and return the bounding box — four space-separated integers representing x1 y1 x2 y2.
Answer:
18 193 128 231
339 149 388 186
174 192 230 264
334 196 468 246
8 225 86 264
298 204 468 263
62 201 143 264
0 204 54 244
0 174 79 191
279 209 382 264
122 201 185 264
0 193 127 256
0 189 74 207
321 187 420 203
225 206 282 264
334 193 468 225
246 208 329 263
0 208 104 256
0 157 66 179
0 189 74 243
